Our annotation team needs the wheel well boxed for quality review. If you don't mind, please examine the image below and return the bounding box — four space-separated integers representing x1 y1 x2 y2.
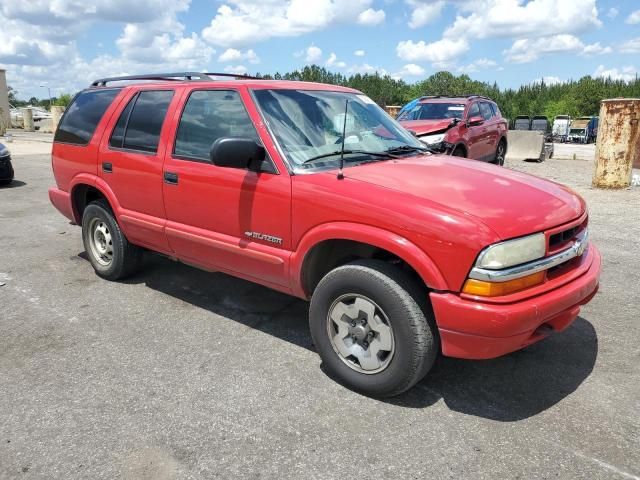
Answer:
301 239 427 298
72 184 109 224
451 143 467 156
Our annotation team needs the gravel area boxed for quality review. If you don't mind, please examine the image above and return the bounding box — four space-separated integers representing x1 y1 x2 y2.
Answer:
1 134 639 479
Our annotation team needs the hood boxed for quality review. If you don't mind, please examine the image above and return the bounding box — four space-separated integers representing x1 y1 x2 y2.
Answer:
344 155 585 240
400 119 455 136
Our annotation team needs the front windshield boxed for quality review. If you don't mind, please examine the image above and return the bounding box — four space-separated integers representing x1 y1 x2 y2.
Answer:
252 89 424 171
397 102 465 121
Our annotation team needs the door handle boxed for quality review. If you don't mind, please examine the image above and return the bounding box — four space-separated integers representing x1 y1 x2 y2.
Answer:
102 162 113 173
164 171 179 185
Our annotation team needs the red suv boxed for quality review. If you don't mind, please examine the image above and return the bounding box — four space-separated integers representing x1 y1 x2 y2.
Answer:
49 73 600 397
397 95 508 165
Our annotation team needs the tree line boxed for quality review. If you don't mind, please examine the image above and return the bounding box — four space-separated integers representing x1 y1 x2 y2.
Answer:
257 66 640 120
8 66 640 120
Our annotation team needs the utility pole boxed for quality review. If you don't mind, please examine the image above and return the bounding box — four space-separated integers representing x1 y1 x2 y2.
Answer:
40 85 52 110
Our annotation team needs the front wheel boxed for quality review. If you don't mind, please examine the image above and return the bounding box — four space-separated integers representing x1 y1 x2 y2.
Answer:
450 146 466 157
82 199 142 280
309 260 438 397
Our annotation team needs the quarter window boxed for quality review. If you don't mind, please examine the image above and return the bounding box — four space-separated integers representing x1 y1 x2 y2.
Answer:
174 90 260 161
54 89 120 145
109 96 135 149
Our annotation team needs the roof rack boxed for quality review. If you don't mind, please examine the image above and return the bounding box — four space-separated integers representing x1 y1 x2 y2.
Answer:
91 71 261 87
203 72 261 80
418 94 493 101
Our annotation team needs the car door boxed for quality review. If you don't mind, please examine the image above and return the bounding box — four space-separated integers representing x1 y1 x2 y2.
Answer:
480 102 499 159
464 102 486 160
161 87 292 289
98 88 178 253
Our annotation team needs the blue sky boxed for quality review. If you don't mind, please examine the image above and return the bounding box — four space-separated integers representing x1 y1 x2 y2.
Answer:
1 0 639 99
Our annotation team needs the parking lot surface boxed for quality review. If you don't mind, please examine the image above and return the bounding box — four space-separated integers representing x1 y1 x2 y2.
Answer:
1 135 639 479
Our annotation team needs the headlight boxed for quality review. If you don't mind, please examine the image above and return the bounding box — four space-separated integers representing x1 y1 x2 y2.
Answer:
419 133 445 145
476 233 546 269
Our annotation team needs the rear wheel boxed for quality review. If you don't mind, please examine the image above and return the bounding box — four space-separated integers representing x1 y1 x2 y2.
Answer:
492 140 506 166
309 260 438 397
82 199 142 280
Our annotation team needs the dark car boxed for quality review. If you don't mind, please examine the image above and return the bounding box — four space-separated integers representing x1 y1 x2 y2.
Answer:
397 95 508 165
0 143 14 185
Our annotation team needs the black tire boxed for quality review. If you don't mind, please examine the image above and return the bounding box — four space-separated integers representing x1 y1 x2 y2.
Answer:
82 199 142 280
492 140 507 166
451 146 466 157
309 259 438 397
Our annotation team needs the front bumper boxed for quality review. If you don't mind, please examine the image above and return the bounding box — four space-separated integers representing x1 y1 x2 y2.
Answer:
430 244 601 359
0 155 14 181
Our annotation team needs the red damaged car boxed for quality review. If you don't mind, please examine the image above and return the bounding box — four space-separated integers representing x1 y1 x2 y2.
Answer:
49 73 600 397
398 95 508 165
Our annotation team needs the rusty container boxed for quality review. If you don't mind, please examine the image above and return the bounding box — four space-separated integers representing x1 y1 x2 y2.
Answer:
593 98 640 188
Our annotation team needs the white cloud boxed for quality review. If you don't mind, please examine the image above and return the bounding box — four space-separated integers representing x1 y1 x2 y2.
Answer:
532 76 564 85
354 49 365 57
218 48 260 63
304 45 323 63
620 37 640 54
395 63 425 77
357 8 385 26
594 65 637 82
223 64 249 75
201 0 376 48
626 10 640 24
0 0 212 97
445 0 601 41
581 42 612 56
0 0 190 26
606 7 618 19
347 63 388 76
326 52 347 68
504 34 610 63
457 58 498 73
406 0 444 29
396 38 469 64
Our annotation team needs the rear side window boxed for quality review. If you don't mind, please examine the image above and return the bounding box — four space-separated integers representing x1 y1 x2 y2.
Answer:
109 97 134 148
109 90 174 154
491 103 502 118
479 102 493 121
174 90 259 161
54 89 120 145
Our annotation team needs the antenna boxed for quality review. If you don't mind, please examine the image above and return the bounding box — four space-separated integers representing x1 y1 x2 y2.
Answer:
338 99 348 180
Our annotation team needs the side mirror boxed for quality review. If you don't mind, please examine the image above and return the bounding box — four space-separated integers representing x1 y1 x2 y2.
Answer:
467 116 484 126
210 137 266 170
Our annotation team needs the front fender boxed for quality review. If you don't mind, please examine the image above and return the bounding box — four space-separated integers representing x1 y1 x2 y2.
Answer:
290 222 448 298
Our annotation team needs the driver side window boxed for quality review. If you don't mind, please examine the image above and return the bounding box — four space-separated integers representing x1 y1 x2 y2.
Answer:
467 102 480 119
174 90 260 162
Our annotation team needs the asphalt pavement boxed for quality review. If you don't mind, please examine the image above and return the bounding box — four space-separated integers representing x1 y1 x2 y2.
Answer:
1 134 639 479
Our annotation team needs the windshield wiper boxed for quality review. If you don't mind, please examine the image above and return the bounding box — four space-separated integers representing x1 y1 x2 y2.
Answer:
302 149 400 165
385 145 430 155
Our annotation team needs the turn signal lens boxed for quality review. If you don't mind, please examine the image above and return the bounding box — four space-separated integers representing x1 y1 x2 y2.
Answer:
462 271 545 297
